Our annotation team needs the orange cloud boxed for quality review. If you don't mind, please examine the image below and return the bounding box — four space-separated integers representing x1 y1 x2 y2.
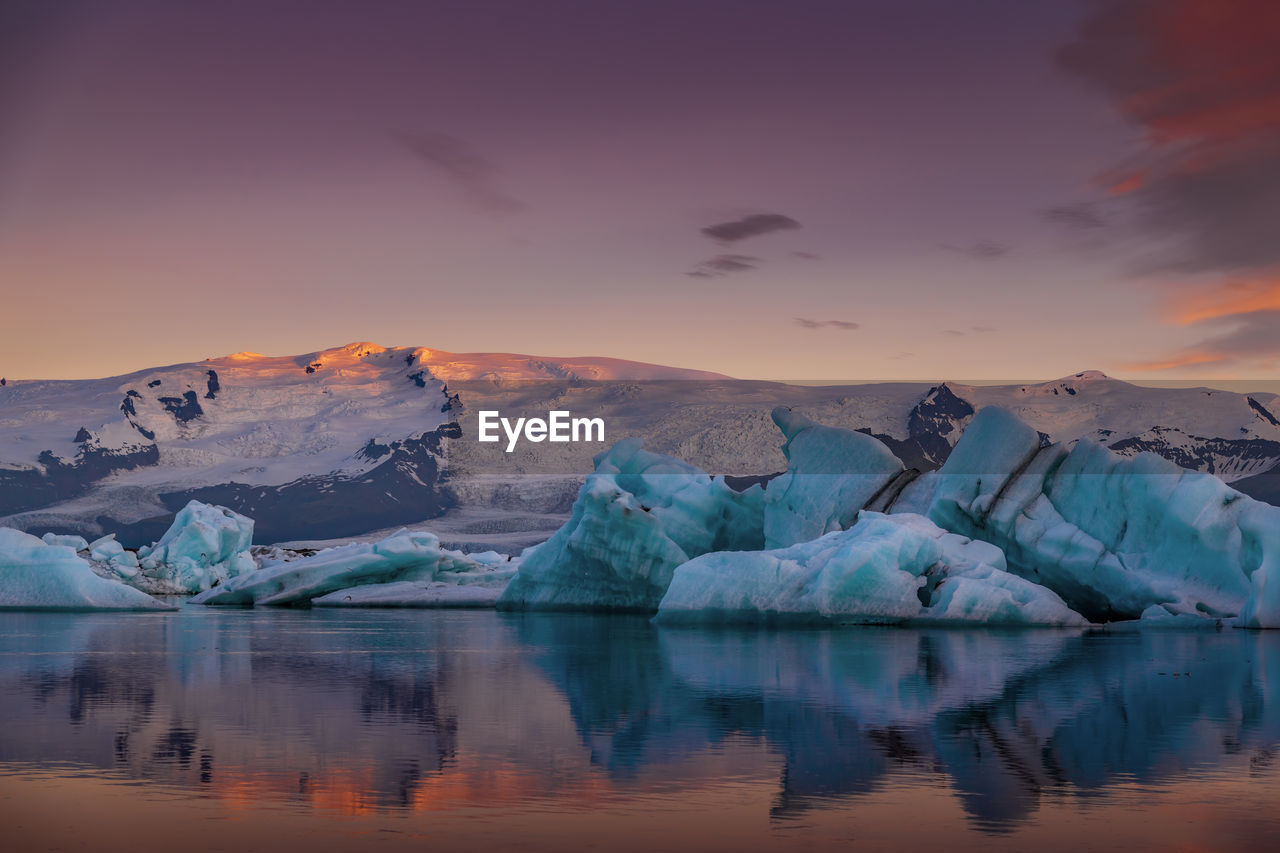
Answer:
1103 170 1145 195
1117 350 1224 372
1120 0 1280 168
1062 1 1280 375
1169 271 1280 324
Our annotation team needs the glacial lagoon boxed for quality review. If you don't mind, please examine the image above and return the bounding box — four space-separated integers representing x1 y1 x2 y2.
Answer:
1 608 1278 851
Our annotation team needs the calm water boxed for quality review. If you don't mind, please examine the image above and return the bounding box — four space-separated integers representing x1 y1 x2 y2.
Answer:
1 608 1278 851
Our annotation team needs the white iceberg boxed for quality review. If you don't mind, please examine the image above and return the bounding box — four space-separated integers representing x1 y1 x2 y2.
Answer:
763 406 904 548
42 533 89 552
0 528 173 611
135 500 256 593
84 533 141 579
656 511 1084 626
497 438 764 611
922 406 1280 627
191 529 511 606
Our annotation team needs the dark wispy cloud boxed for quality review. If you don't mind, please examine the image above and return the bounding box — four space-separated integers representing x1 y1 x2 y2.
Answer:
1058 0 1280 371
687 254 760 278
398 131 526 215
971 325 997 333
942 329 966 336
1041 202 1106 230
792 251 821 260
795 317 859 330
938 240 1010 260
702 213 801 243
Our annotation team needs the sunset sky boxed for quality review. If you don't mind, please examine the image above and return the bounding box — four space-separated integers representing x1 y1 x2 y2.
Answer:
2 0 1279 382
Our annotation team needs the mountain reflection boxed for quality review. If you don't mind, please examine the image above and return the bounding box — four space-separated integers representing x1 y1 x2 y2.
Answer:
1 610 1277 830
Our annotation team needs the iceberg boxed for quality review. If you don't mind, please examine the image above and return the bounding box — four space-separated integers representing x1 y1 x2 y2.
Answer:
497 438 764 611
42 533 89 552
763 406 904 548
656 511 1084 626
191 529 512 606
85 533 141 579
495 405 1280 627
135 500 256 593
922 406 1280 627
312 578 511 608
0 528 173 611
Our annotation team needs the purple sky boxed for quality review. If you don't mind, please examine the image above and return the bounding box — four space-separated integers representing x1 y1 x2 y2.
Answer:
2 0 1278 381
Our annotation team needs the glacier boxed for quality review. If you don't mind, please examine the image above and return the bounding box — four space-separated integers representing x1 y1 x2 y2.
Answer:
0 528 173 611
497 438 764 611
132 500 257 594
191 528 514 607
656 511 1084 626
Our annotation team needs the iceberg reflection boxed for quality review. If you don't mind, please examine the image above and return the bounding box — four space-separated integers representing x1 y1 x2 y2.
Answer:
0 610 1278 832
518 619 1280 827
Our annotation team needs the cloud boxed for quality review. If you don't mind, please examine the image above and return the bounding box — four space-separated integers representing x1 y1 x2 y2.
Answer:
792 251 821 260
795 317 859 330
702 213 801 243
687 254 760 277
1058 0 1280 371
938 240 1010 260
942 329 966 336
1041 203 1106 230
1122 309 1280 372
971 325 997 333
398 131 526 215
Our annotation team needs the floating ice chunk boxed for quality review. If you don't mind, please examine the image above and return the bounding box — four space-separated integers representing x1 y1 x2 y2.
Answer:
1112 604 1226 630
497 438 764 611
0 528 173 611
42 533 89 552
923 406 1280 626
656 512 1085 626
82 532 143 580
88 533 123 562
763 407 904 548
922 563 1086 626
192 528 511 606
312 575 513 608
135 500 256 593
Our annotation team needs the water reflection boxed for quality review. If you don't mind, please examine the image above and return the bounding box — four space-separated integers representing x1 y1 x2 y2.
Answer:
1 610 1278 834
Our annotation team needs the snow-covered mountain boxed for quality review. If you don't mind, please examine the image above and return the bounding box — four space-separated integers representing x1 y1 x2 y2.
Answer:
2 343 1279 544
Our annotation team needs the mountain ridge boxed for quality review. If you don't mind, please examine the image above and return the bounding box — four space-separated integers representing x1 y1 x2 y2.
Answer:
3 342 1280 544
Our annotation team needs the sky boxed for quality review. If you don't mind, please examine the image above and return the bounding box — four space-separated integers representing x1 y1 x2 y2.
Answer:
1 0 1279 382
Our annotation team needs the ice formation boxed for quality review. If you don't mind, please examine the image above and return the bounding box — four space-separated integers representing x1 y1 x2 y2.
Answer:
656 511 1084 626
192 529 513 606
497 438 764 611
763 407 904 548
42 533 89 552
81 533 142 580
922 406 1280 627
495 402 1280 628
0 528 173 610
133 500 256 593
12 393 1259 629
312 577 510 608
